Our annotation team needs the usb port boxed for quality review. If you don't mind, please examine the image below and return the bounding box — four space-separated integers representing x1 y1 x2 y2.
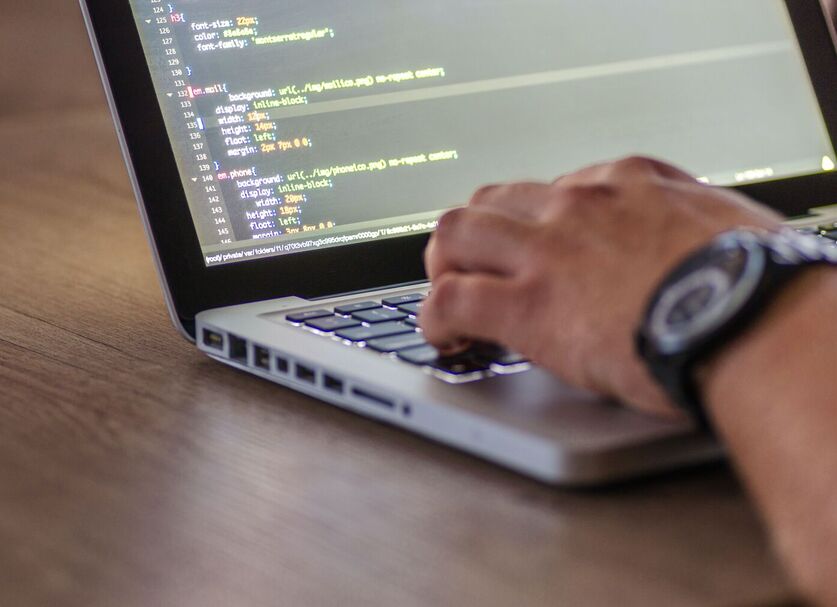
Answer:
203 329 224 351
275 355 290 374
296 364 316 384
254 346 271 371
324 375 344 393
229 335 248 364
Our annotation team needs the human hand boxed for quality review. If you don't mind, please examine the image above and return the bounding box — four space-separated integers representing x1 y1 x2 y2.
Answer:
420 157 782 417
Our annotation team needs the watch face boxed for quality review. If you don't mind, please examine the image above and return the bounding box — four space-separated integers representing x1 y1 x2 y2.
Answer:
648 235 766 355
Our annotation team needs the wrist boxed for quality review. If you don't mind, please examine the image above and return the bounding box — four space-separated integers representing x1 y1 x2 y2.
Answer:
700 267 837 427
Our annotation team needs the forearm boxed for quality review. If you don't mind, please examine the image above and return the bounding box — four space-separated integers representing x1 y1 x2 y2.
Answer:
420 157 837 598
703 268 837 605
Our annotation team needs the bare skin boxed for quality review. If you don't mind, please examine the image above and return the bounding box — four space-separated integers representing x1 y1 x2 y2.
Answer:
419 157 837 605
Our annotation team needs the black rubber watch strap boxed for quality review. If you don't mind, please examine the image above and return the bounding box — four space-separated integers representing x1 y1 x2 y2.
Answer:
637 229 836 431
645 262 801 430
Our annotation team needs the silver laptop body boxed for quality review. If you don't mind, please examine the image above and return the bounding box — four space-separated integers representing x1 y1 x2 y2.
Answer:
81 0 837 484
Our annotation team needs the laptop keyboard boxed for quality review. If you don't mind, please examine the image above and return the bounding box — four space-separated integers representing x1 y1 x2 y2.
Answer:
281 223 836 384
284 292 530 383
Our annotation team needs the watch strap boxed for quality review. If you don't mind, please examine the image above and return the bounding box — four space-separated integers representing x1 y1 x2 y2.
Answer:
637 229 836 431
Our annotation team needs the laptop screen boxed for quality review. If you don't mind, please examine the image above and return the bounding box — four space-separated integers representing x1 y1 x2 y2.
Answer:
128 0 835 267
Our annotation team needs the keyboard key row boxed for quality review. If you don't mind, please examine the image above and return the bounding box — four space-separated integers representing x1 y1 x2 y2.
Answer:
288 293 426 325
334 301 380 315
306 316 361 333
286 309 333 324
397 345 490 376
397 301 424 315
283 292 530 382
395 344 530 378
382 293 425 307
352 308 408 324
336 321 414 342
366 332 427 353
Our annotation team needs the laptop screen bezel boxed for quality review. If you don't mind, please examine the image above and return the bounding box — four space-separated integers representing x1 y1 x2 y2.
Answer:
82 0 837 336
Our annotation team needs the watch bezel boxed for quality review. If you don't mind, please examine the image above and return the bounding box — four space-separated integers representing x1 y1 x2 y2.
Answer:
648 233 767 356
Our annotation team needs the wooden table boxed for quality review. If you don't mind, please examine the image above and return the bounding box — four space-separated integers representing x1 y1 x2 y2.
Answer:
0 4 801 606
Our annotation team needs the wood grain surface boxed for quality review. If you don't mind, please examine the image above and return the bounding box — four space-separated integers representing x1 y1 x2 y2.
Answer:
0 3 802 606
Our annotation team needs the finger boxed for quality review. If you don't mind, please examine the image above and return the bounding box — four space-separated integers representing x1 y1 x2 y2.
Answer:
420 272 522 350
424 207 534 281
468 182 554 221
556 156 697 187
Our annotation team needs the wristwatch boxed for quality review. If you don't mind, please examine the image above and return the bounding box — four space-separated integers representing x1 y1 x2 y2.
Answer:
636 228 837 429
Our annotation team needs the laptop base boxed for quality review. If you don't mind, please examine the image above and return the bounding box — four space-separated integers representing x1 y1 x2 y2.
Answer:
197 287 723 486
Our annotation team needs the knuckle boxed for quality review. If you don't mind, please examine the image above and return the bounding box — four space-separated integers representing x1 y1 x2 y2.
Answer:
580 183 619 200
555 162 606 185
494 183 519 201
469 184 501 207
611 156 669 184
616 155 658 173
635 175 667 197
435 207 466 238
553 184 618 216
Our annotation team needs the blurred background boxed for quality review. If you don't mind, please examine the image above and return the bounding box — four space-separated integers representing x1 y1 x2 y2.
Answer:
0 2 103 117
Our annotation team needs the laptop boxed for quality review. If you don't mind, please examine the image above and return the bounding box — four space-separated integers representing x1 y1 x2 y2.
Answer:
80 0 837 485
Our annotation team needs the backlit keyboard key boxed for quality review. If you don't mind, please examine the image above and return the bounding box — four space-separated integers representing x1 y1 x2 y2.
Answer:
434 357 491 376
473 345 529 368
366 332 427 353
397 345 489 375
484 350 530 374
306 316 362 333
287 309 333 324
397 301 424 316
396 344 440 365
336 322 415 342
382 293 425 307
491 351 529 367
352 308 408 324
334 301 381 315
282 291 513 385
